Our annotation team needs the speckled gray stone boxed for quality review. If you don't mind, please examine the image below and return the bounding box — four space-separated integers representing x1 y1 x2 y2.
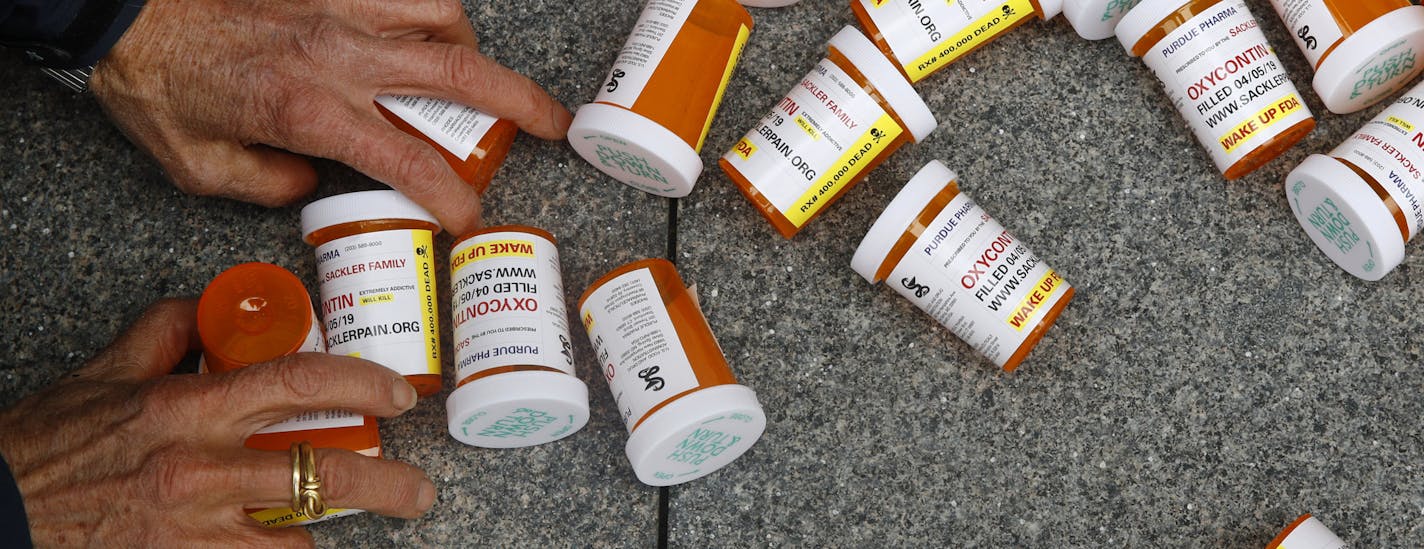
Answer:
2 0 1422 546
670 0 1423 547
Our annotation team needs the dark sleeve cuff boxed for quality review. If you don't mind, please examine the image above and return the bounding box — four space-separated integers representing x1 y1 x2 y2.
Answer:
3 0 146 69
0 452 32 548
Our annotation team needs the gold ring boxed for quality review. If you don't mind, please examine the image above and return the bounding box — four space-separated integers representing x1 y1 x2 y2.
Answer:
289 441 325 518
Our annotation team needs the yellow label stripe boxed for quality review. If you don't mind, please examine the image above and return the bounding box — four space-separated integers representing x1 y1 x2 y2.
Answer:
783 113 902 227
412 231 441 375
697 24 751 152
1219 94 1305 153
904 0 1037 82
1006 270 1064 332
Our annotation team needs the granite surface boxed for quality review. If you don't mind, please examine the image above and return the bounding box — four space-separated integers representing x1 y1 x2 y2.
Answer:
2 0 1422 547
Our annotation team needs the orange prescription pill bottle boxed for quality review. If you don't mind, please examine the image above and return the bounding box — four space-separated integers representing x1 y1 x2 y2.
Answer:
1268 1 1424 114
446 226 589 448
568 0 753 197
851 0 1142 83
1286 81 1424 280
301 190 443 398
720 26 936 239
1266 514 1346 549
196 262 379 528
851 161 1074 372
740 0 798 6
376 96 518 194
578 258 766 486
1117 0 1316 180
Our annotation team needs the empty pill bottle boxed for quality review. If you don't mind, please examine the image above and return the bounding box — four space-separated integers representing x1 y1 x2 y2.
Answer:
720 26 936 239
301 190 443 397
851 161 1074 372
1285 82 1424 280
1268 1 1424 114
445 226 590 448
1266 514 1346 549
376 96 518 194
1117 0 1316 180
851 0 1141 83
568 0 753 197
578 258 766 486
196 262 379 528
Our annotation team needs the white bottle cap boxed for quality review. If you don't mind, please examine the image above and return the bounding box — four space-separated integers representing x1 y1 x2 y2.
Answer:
1270 515 1347 549
568 102 704 198
827 27 937 142
738 0 799 6
1313 6 1424 114
1039 0 1064 19
851 160 958 284
1115 0 1191 53
624 384 766 486
1062 0 1129 40
300 189 440 241
446 370 590 449
1286 154 1407 281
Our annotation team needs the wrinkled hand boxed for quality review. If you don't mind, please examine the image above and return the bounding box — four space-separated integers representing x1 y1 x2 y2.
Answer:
91 0 572 236
0 300 434 547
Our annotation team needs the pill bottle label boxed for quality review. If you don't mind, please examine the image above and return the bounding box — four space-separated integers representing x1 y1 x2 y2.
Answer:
595 0 698 109
859 0 1037 81
376 96 499 160
580 267 699 430
724 58 904 228
1143 0 1310 173
1326 92 1424 236
315 229 441 377
252 319 365 434
891 192 1070 367
1269 0 1344 68
450 232 575 379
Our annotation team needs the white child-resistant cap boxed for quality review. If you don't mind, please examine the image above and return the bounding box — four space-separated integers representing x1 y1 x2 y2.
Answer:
1115 0 1192 53
1286 154 1407 282
1038 0 1064 19
827 27 937 142
1313 6 1424 114
1062 0 1130 40
1271 515 1346 549
446 370 590 449
300 189 440 241
624 384 766 486
568 103 704 198
738 0 799 6
851 160 957 284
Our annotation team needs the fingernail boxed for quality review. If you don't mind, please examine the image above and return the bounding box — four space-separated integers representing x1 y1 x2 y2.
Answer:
417 479 437 513
393 378 417 411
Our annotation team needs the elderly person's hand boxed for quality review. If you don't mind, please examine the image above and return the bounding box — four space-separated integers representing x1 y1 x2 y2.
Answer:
0 300 434 547
90 0 571 236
